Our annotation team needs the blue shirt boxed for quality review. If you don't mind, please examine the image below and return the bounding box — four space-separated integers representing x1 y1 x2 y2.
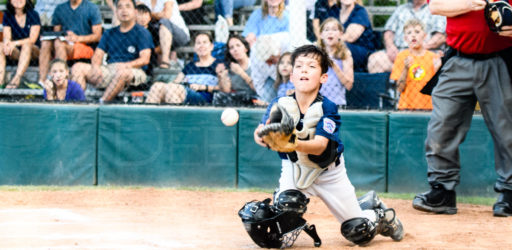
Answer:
314 0 340 23
98 24 154 66
261 95 344 158
2 9 41 46
343 4 376 51
182 59 222 103
242 8 289 37
44 80 86 101
52 0 101 36
276 80 294 98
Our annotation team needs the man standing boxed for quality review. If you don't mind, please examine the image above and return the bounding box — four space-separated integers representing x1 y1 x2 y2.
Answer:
38 0 102 87
412 0 512 217
71 0 153 102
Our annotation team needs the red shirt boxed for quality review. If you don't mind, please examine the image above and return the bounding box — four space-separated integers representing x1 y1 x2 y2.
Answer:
429 0 512 54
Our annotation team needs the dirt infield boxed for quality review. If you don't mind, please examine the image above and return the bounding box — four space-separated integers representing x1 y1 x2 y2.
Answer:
0 188 510 249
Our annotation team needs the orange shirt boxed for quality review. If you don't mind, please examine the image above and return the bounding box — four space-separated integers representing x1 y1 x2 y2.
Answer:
390 49 439 110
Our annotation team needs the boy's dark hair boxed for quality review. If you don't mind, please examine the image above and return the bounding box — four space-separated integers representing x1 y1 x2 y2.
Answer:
116 0 136 7
136 3 151 14
291 45 332 74
224 34 250 64
7 0 34 14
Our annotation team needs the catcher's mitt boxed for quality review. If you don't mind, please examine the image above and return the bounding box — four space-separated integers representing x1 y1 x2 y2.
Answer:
485 0 512 32
257 103 297 152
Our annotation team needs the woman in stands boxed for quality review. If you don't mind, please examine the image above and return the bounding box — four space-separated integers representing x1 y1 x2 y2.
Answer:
0 0 40 89
214 34 257 105
241 0 290 103
135 0 190 69
338 0 377 72
43 59 85 101
318 18 354 106
146 32 221 105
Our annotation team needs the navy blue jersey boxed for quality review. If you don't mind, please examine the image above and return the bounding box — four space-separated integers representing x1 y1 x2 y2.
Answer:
261 94 344 159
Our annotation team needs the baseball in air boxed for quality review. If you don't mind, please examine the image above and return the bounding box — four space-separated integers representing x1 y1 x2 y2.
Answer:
221 108 239 126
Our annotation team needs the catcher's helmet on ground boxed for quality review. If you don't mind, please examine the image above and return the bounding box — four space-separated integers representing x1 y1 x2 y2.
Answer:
238 198 308 248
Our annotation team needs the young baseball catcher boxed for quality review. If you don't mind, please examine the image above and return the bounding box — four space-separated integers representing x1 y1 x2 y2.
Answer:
238 45 404 248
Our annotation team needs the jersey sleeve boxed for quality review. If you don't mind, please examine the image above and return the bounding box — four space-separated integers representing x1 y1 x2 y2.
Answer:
315 100 341 142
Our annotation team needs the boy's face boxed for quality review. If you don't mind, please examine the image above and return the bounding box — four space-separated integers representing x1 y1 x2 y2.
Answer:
404 24 426 49
136 10 151 27
290 54 327 94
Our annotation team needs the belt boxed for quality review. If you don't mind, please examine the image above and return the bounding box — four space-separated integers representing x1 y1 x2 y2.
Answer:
454 48 498 60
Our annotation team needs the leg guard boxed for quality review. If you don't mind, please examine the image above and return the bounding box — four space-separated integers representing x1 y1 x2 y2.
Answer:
341 217 377 245
358 190 404 241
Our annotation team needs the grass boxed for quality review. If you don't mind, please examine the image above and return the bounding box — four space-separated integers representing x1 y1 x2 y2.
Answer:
0 185 497 206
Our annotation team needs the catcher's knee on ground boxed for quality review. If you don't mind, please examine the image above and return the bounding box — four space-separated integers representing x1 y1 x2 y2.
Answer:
341 217 377 245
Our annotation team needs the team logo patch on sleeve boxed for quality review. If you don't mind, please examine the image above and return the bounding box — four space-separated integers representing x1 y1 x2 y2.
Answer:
323 118 336 134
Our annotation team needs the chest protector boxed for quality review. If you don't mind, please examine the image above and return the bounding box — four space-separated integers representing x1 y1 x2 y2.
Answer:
278 97 327 189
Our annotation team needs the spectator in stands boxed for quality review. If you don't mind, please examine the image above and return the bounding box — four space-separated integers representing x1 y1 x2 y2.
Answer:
214 34 257 105
0 0 40 89
214 0 256 26
146 32 221 104
38 0 102 89
34 0 67 32
367 0 446 73
242 0 289 47
338 0 377 72
177 0 210 24
318 17 354 106
242 0 290 103
313 0 340 41
135 3 163 70
136 0 190 69
390 19 441 111
71 0 154 102
43 58 85 101
274 52 293 98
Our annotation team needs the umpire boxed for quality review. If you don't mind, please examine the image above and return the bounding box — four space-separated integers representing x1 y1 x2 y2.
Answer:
413 0 512 216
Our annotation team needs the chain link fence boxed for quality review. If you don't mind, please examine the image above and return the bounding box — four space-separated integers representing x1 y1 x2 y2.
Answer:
0 0 448 111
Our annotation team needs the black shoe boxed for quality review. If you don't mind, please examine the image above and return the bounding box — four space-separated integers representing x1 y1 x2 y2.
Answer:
412 184 457 214
493 191 512 217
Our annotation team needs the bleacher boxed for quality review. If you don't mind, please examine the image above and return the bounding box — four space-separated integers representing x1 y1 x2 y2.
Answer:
0 0 399 105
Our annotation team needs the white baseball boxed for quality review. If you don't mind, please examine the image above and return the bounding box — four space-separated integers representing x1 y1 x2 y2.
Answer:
221 108 239 126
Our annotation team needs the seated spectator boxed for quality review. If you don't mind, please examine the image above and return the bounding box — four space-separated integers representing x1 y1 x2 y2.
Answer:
0 0 40 89
242 0 289 47
242 0 291 103
318 18 354 106
136 0 190 68
214 34 257 105
34 0 67 32
339 0 377 72
43 58 85 101
38 0 102 88
146 32 221 105
313 0 340 41
274 52 294 98
214 0 256 26
367 0 446 73
135 4 162 70
71 0 154 102
177 0 210 24
390 19 441 111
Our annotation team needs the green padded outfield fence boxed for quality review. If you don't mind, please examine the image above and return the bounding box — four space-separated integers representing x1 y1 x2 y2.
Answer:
0 103 497 196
